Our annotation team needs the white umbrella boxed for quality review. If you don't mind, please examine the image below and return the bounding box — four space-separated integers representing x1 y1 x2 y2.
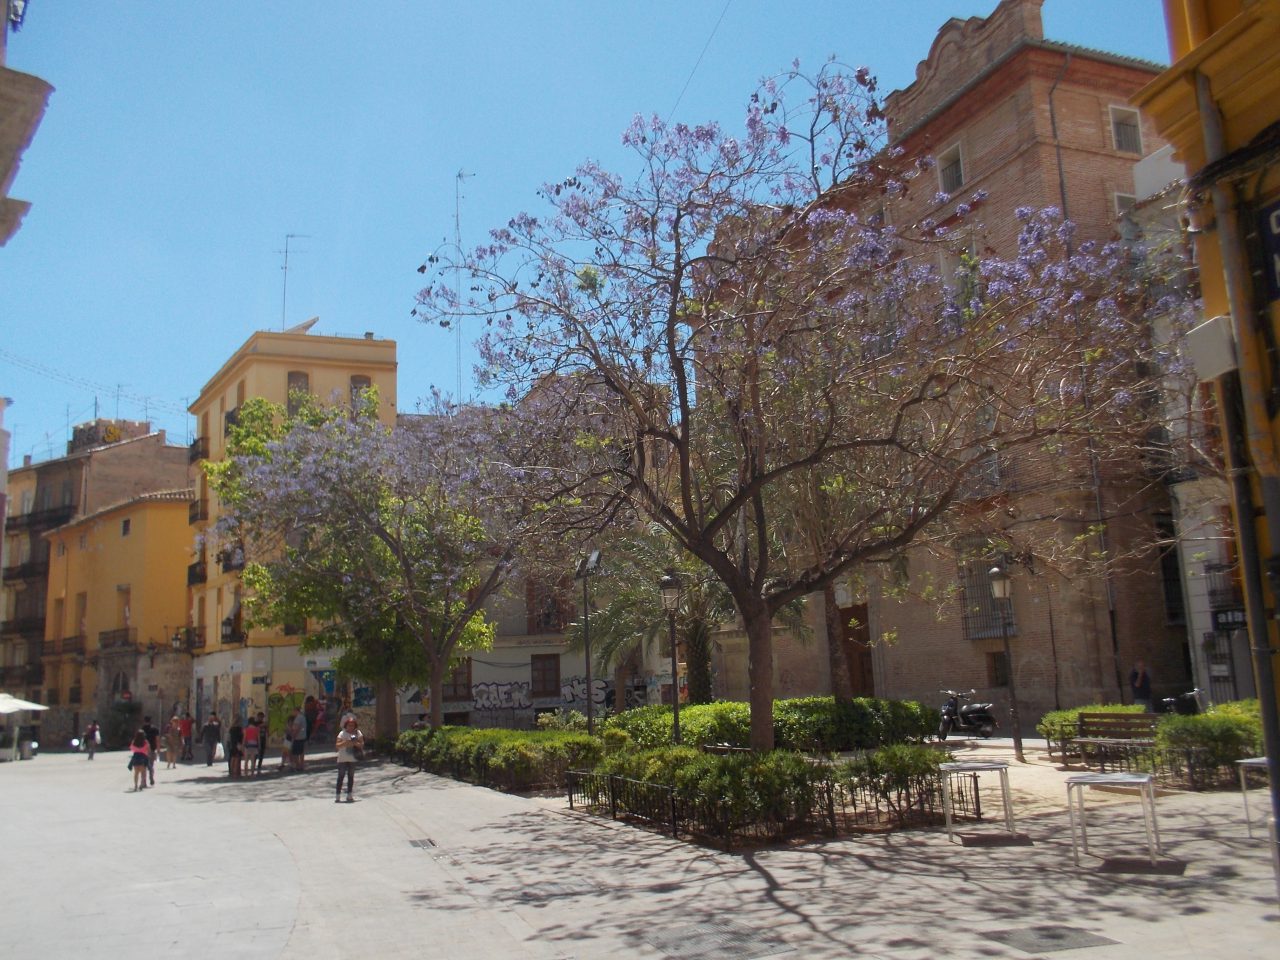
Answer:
0 693 49 714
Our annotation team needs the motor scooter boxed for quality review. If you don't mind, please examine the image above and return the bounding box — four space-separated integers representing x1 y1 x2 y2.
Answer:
937 689 998 740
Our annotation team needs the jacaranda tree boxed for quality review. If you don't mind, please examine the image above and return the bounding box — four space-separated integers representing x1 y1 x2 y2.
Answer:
416 61 1191 750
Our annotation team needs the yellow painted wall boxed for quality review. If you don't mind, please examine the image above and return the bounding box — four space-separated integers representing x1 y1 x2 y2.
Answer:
43 496 191 705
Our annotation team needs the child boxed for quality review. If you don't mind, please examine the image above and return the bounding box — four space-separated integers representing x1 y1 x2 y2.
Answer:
128 730 150 791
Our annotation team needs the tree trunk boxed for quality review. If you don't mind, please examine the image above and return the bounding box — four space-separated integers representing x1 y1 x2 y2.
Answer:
374 677 398 739
613 660 631 714
823 584 854 701
744 603 774 752
684 619 713 705
428 664 445 730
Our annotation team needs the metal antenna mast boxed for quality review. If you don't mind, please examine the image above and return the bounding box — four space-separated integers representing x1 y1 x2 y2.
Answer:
454 170 473 402
281 233 310 329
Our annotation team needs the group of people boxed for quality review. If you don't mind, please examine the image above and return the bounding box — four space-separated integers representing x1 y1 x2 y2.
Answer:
115 707 365 801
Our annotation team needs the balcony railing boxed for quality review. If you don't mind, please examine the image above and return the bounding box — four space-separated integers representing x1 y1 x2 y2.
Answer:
1205 563 1244 611
2 558 49 583
1 665 25 685
182 626 206 651
4 504 76 532
188 435 210 464
0 615 46 636
41 639 59 657
62 634 85 656
99 627 138 650
187 560 208 585
189 499 209 525
218 543 245 573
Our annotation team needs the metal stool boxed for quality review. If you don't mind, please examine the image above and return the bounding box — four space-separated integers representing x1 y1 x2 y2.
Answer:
1065 771 1161 866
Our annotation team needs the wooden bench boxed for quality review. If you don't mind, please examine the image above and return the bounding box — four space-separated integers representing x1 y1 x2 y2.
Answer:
1069 712 1159 772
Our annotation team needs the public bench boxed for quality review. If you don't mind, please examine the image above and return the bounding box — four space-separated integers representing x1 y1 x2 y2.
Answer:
1069 712 1159 772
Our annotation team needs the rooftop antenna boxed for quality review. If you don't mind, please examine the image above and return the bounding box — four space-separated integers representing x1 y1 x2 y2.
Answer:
454 170 473 402
281 233 310 329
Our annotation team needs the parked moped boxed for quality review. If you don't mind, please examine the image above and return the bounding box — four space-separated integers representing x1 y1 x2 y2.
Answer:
937 689 998 740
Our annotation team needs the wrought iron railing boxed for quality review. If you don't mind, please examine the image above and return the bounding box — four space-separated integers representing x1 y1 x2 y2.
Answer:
188 435 210 463
187 560 207 585
62 635 85 655
189 499 209 525
4 504 76 532
1205 562 1243 611
2 558 49 583
41 639 59 656
99 627 138 650
0 615 45 636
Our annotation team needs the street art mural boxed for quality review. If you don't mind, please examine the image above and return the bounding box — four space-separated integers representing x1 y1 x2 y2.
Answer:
473 681 531 711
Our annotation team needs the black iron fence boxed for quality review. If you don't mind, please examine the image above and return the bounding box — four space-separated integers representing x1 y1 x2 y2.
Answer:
566 767 982 849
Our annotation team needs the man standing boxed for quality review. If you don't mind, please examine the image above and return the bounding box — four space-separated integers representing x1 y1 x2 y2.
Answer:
179 712 194 761
254 711 268 774
289 708 308 771
83 719 100 760
1129 660 1153 712
200 712 223 766
141 715 161 786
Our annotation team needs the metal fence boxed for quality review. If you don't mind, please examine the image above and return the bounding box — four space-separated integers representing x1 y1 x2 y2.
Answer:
566 768 983 849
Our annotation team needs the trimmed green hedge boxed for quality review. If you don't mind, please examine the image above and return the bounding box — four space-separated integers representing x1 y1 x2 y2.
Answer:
602 696 938 752
1155 700 1262 768
396 727 602 791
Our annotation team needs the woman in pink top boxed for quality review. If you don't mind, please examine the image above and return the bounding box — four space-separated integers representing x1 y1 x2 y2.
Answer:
128 729 150 792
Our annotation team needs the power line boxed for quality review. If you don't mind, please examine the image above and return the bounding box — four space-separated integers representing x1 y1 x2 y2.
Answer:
0 347 189 416
666 0 733 124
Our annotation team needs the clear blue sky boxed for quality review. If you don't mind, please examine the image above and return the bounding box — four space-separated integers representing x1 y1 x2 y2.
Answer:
1 1 1170 467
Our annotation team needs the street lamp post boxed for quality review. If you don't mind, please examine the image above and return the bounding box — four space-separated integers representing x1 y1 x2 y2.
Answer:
574 549 601 735
989 566 1025 763
659 567 682 745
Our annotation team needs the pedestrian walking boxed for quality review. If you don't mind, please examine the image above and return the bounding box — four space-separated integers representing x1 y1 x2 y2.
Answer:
141 715 161 786
228 719 244 778
254 711 268 773
289 708 308 771
128 730 150 791
334 716 364 803
165 717 182 770
243 715 260 775
179 712 194 761
201 713 223 766
83 719 100 760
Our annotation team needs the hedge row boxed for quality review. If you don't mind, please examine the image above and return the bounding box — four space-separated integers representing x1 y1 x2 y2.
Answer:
395 727 602 791
602 696 938 752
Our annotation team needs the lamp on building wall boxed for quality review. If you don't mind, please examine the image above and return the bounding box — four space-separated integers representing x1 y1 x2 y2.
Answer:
989 566 1025 763
659 567 682 745
574 549 602 735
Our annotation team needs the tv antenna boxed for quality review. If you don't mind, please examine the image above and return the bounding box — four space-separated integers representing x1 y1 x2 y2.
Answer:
454 170 473 402
281 233 310 329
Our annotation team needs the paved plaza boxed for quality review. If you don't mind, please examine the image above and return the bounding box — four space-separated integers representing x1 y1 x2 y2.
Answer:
2 741 1277 959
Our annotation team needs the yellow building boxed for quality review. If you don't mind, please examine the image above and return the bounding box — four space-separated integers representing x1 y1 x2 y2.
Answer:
43 489 193 739
186 322 397 734
1133 0 1280 825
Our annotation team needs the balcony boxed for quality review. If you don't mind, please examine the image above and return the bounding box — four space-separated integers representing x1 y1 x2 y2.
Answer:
1205 563 1244 611
187 560 208 586
4 503 76 532
2 558 49 583
99 627 138 651
218 543 245 573
189 435 210 464
41 639 59 657
0 615 46 636
62 634 85 656
185 626 206 651
189 499 209 525
224 406 240 437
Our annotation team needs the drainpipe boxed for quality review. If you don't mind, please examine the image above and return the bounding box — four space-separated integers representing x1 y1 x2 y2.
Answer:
1051 50 1124 697
1195 69 1280 900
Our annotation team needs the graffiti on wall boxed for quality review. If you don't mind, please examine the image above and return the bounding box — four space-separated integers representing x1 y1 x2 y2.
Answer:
268 686 304 739
473 681 531 711
560 675 609 710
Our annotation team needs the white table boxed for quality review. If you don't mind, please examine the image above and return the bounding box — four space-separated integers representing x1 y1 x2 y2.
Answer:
940 760 1016 842
1065 771 1161 866
1236 757 1270 838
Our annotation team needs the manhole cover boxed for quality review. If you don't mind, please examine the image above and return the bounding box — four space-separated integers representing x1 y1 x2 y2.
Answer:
639 919 792 959
983 925 1118 953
